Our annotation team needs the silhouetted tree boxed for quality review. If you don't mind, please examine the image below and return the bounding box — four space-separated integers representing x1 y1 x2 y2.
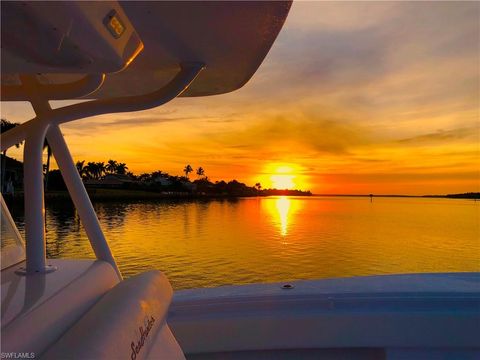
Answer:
138 173 151 182
43 139 52 190
1 119 23 192
255 182 262 191
97 162 105 179
106 159 118 174
85 162 96 179
76 160 88 179
151 171 163 179
85 162 105 180
196 167 205 178
116 162 128 175
183 164 193 178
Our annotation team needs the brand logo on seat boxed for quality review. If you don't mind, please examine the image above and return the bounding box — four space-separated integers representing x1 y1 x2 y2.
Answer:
130 316 156 360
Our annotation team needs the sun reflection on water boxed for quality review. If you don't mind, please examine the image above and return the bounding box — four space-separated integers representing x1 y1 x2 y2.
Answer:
276 196 291 236
264 196 303 238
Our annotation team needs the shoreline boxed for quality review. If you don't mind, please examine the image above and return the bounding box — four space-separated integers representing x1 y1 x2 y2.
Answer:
4 189 478 203
7 189 312 203
314 193 480 199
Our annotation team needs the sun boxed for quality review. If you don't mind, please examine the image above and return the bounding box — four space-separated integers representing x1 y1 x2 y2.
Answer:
256 163 309 190
270 174 295 189
268 164 297 189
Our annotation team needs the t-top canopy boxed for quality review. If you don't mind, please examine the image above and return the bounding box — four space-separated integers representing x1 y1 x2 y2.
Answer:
1 1 292 100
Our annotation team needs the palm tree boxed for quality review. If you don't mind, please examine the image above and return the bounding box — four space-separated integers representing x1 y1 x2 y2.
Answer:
96 162 106 179
106 159 118 174
196 167 205 178
75 160 88 179
116 162 128 175
85 162 98 180
43 139 52 190
183 164 193 179
255 182 262 191
0 119 23 192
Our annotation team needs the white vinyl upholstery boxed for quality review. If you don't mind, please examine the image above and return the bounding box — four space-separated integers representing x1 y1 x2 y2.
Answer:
42 270 184 360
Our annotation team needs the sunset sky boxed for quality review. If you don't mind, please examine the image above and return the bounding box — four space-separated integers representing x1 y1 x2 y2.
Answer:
1 2 479 195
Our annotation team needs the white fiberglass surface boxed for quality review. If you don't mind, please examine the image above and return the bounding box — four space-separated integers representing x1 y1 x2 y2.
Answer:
1 196 24 269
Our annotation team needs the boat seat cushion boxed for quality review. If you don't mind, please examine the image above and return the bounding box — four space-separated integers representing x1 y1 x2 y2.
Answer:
42 270 184 360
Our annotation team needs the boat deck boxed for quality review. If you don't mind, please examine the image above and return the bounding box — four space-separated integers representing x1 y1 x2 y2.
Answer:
169 273 480 360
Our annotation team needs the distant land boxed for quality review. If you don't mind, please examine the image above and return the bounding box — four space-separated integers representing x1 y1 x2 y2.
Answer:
314 193 480 199
434 192 480 199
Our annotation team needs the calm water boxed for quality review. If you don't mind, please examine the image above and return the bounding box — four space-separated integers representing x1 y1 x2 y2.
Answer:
7 196 480 290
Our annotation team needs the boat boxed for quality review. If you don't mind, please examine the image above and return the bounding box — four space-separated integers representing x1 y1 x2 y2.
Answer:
1 1 479 359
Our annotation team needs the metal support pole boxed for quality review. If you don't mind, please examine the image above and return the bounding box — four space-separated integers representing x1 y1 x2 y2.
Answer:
46 125 122 280
21 120 56 274
16 76 55 275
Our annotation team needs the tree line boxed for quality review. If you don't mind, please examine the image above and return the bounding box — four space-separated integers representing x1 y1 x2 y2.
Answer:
76 159 129 180
74 160 210 184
